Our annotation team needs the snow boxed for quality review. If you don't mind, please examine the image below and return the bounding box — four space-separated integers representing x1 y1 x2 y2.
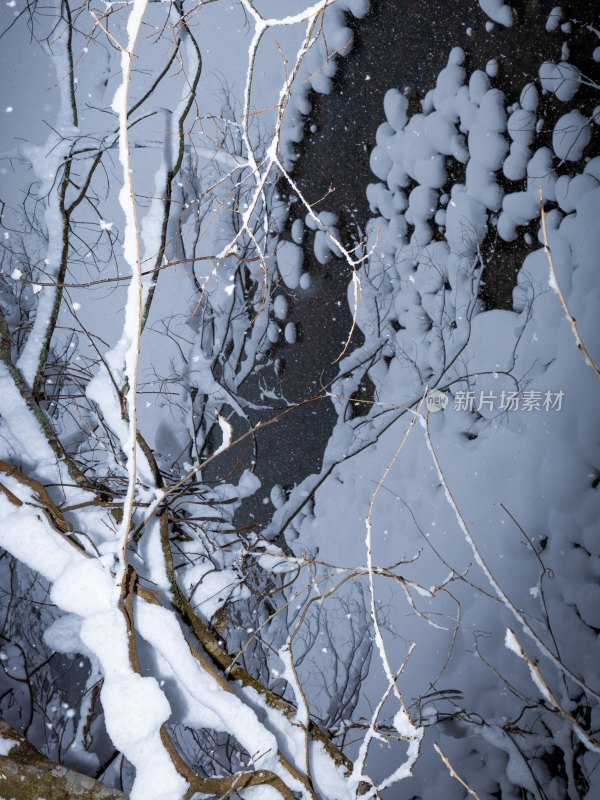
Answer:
0 735 17 756
102 673 172 749
505 629 572 734
184 563 244 619
79 610 190 799
485 58 498 78
273 294 289 320
288 14 600 796
279 640 309 726
15 2 79 388
546 6 562 32
1 2 599 798
109 0 151 583
214 412 233 457
291 218 305 243
305 210 344 264
267 320 280 343
101 675 186 800
0 483 190 797
284 321 297 344
239 684 355 800
553 109 592 161
0 0 379 797
504 83 538 180
50 560 114 616
299 271 311 289
277 240 303 288
0 500 72 584
136 602 281 772
43 614 85 656
539 61 581 102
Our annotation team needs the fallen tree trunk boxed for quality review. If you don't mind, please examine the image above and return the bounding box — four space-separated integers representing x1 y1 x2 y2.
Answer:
0 718 127 800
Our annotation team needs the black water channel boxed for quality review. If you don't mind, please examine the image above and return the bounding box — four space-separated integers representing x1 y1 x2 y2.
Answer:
222 0 600 533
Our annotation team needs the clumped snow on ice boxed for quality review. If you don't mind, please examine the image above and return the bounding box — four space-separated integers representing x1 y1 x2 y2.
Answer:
278 17 600 799
478 0 514 28
546 6 562 32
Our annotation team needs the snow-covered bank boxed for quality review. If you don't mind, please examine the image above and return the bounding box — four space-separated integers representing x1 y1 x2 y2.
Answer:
273 4 600 796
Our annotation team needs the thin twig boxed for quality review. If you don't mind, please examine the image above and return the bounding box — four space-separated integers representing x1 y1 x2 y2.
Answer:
540 188 600 379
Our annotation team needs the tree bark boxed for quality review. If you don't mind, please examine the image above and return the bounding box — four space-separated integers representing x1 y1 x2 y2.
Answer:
0 719 127 800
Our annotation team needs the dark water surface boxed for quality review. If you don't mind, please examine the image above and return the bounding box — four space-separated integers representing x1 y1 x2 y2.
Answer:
233 0 599 529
